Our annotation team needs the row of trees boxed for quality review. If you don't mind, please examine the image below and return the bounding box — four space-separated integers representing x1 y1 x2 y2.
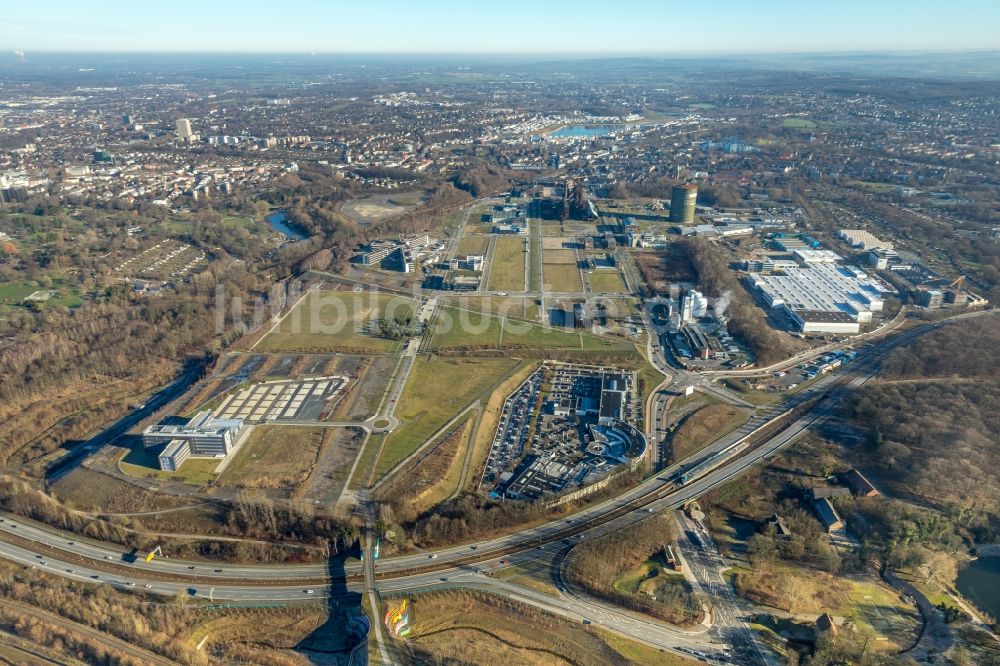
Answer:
0 475 355 563
0 555 336 665
679 237 799 365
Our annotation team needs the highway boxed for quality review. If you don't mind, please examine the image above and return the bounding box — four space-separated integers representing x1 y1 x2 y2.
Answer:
0 341 879 588
0 315 940 590
0 309 993 663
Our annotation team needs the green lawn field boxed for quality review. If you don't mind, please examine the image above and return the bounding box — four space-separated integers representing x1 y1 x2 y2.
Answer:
588 270 628 293
216 426 323 490
782 117 817 129
120 446 221 485
456 235 490 255
488 236 526 292
372 357 520 480
543 263 583 292
257 290 417 353
429 306 634 353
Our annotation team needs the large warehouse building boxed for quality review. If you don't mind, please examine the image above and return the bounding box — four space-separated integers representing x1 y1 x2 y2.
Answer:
746 263 890 334
836 229 893 250
142 411 249 471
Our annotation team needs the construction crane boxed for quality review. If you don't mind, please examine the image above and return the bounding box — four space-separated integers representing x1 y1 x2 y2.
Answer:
144 545 163 562
945 276 965 290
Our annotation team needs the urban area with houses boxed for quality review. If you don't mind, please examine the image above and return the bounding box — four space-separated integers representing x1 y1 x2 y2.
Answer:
0 42 998 666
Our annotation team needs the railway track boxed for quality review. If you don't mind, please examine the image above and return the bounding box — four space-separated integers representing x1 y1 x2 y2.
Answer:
0 598 181 666
0 358 874 591
3 314 962 593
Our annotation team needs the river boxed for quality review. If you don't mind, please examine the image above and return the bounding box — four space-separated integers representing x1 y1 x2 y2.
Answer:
956 556 1000 619
265 209 309 240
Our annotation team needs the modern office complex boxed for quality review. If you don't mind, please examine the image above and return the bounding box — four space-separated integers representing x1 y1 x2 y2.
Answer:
142 411 248 471
356 235 431 272
669 183 698 224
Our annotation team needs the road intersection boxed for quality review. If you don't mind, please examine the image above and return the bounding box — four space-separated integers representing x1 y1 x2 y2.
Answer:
1 307 993 663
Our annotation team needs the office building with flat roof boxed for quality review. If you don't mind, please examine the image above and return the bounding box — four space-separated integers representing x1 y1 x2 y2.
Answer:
158 439 192 472
598 372 628 425
143 411 248 469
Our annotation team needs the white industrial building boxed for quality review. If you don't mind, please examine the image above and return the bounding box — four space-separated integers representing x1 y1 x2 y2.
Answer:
791 249 842 265
746 263 890 334
743 258 800 274
680 289 708 324
836 229 893 250
142 411 249 471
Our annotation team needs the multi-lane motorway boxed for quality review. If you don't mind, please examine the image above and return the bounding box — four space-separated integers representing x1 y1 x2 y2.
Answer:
0 309 994 663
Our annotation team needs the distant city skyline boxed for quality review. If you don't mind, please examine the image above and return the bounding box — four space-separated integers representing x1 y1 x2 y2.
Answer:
3 0 1000 54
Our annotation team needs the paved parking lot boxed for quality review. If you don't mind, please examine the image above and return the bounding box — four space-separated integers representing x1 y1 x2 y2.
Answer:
481 368 543 488
216 375 348 423
482 361 643 500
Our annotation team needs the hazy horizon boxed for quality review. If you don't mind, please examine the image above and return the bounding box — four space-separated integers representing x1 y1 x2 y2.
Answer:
4 0 1000 54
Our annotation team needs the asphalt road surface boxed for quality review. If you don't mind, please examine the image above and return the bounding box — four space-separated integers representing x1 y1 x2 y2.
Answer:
1 310 993 664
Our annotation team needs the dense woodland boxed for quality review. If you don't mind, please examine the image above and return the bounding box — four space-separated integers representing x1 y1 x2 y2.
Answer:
850 316 1000 544
877 316 1000 381
566 514 703 626
703 314 1000 663
678 237 800 365
837 192 1000 299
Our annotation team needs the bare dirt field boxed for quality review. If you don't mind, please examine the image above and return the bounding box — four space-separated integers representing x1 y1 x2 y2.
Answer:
542 237 577 250
544 249 579 264
340 191 427 224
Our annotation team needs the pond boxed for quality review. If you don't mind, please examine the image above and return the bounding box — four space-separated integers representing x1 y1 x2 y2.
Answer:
956 556 1000 619
265 210 308 240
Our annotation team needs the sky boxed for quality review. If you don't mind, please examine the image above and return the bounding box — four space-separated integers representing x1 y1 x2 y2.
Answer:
3 0 1000 55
